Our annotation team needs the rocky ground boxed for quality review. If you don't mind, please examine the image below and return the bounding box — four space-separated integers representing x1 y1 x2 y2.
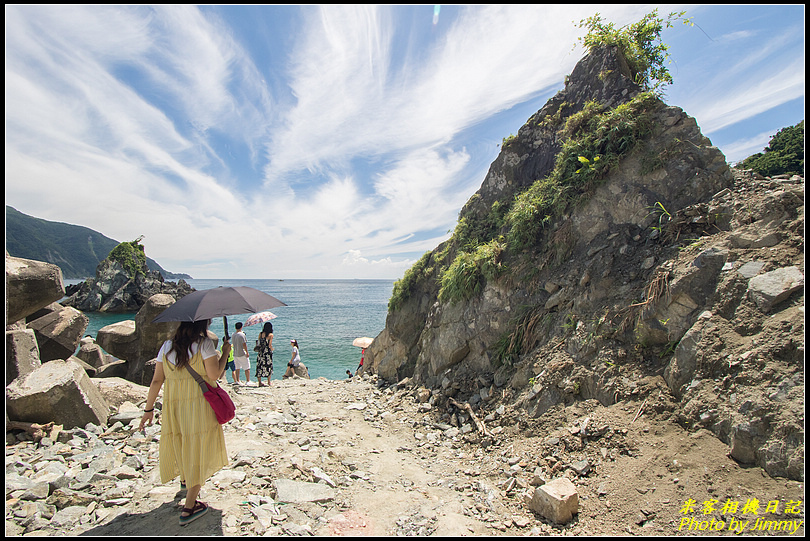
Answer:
6 373 805 537
5 170 805 536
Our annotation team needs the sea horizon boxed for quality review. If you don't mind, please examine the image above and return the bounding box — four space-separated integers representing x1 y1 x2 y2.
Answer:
66 278 395 382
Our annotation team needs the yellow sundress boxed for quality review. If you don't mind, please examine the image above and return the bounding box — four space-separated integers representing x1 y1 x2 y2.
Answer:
158 340 228 487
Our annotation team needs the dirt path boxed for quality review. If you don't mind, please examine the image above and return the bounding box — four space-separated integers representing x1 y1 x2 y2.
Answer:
68 375 803 537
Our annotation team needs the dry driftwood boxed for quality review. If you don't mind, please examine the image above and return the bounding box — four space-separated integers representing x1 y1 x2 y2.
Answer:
6 420 63 442
448 397 493 438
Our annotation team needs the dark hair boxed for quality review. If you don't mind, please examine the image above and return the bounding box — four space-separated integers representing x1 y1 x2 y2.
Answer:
235 322 243 330
262 322 274 335
168 320 209 369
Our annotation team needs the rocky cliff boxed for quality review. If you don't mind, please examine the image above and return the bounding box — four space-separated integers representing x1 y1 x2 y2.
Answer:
63 241 194 313
366 45 804 481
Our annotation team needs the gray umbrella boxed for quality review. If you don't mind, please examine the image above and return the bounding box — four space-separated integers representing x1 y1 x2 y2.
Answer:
152 286 287 340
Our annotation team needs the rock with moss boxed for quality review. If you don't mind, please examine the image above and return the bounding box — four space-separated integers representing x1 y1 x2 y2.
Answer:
63 240 194 313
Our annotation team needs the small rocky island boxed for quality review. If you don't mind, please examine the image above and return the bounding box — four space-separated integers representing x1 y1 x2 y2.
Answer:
62 238 194 313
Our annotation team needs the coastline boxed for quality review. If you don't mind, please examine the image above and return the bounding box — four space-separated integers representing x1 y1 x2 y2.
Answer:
65 278 393 382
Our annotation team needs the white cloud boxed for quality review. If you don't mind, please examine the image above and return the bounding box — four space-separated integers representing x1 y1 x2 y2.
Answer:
5 5 803 280
720 129 777 165
690 58 805 134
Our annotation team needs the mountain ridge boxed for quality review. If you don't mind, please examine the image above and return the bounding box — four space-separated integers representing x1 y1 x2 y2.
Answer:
5 206 191 280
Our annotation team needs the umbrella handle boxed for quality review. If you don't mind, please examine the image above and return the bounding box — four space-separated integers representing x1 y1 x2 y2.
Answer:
223 316 230 341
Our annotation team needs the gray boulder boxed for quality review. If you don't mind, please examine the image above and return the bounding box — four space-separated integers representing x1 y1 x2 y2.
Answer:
75 340 108 369
26 303 89 362
5 254 65 324
6 359 110 428
526 477 579 524
6 328 41 382
96 320 138 366
130 294 179 384
63 257 194 314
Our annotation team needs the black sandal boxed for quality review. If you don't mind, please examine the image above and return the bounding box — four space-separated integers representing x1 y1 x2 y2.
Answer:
179 501 208 525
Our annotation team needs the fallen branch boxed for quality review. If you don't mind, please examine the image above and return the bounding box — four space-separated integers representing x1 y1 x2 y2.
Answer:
448 397 493 439
6 421 63 442
631 398 648 424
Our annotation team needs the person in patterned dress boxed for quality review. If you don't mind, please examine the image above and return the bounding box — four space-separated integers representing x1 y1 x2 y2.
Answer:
255 322 274 387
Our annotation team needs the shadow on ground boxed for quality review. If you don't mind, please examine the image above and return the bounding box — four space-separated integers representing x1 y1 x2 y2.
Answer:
79 500 225 536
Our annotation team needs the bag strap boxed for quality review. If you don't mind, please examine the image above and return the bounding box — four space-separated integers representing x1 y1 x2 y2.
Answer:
185 364 211 393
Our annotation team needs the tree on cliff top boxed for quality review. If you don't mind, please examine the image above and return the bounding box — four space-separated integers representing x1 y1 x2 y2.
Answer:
576 9 693 92
107 236 147 278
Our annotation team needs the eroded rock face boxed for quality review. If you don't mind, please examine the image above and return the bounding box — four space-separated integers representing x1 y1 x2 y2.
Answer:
366 44 804 481
367 44 732 388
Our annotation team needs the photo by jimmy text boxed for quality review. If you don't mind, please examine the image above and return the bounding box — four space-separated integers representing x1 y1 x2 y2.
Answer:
677 498 803 535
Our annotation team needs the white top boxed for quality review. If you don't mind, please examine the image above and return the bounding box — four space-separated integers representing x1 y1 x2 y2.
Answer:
232 330 248 358
290 346 301 367
157 338 217 366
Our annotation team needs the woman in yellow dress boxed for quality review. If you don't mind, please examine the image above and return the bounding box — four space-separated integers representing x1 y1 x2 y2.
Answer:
139 320 231 525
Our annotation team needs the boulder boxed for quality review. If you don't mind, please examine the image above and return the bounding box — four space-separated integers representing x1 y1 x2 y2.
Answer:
6 328 41 382
96 320 138 365
67 355 98 377
283 363 311 379
75 340 108 369
93 358 129 379
26 304 89 362
5 254 65 324
130 294 179 384
527 477 579 524
6 359 110 428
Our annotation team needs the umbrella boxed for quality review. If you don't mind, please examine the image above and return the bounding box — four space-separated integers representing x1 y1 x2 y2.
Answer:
152 286 287 340
352 337 373 348
245 311 278 327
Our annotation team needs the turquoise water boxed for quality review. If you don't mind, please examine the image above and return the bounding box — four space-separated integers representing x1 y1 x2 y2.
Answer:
67 279 394 382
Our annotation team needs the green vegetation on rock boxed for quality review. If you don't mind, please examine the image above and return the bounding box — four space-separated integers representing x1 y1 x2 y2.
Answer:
108 237 147 278
576 9 692 92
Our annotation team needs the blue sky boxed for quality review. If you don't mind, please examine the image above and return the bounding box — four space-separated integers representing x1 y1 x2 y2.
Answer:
5 5 805 280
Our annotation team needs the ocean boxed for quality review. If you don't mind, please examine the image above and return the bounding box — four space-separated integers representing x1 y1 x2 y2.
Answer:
65 279 394 382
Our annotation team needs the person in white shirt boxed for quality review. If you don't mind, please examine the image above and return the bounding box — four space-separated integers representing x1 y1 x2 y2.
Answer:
232 322 250 384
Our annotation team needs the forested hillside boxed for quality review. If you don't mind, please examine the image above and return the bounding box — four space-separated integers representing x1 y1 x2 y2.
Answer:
5 206 190 279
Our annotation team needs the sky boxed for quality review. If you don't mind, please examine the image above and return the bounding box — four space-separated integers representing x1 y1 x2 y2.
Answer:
5 5 805 280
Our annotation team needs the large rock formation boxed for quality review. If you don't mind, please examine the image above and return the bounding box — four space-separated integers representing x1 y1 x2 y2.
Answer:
366 45 804 481
63 251 194 313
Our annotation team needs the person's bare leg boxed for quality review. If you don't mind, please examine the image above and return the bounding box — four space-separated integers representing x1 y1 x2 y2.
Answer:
182 484 202 516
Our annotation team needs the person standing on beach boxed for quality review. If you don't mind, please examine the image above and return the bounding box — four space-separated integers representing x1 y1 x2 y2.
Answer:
138 320 230 525
232 322 250 384
221 337 235 382
255 322 274 387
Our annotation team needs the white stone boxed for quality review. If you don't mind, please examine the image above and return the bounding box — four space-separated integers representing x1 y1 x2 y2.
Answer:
528 477 579 524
